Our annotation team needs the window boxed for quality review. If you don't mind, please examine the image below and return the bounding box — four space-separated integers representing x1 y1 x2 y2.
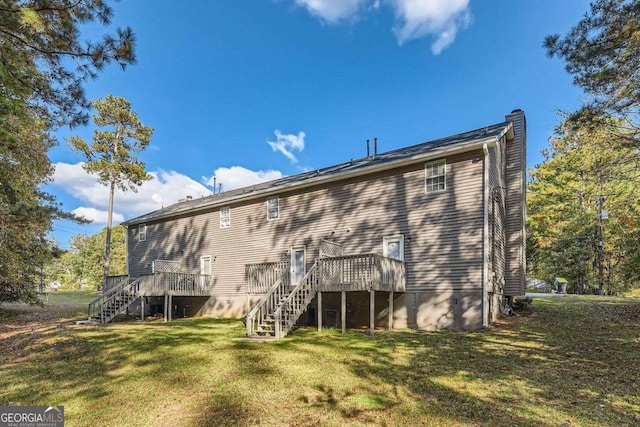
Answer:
383 235 405 261
425 160 446 193
267 196 279 220
138 224 147 242
220 206 230 229
200 256 212 275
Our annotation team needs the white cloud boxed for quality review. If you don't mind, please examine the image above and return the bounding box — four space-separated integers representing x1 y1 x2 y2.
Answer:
204 166 284 192
294 0 369 23
52 162 211 219
287 0 472 54
267 130 306 163
72 207 125 224
53 162 288 223
389 0 471 54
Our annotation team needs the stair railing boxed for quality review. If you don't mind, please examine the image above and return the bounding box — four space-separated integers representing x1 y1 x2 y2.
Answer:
88 277 131 320
273 261 318 339
92 278 141 324
246 270 290 336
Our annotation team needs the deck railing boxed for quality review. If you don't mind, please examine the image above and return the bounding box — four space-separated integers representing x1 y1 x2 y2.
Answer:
273 261 318 339
317 254 405 292
245 261 289 294
138 272 212 296
246 269 290 336
88 278 131 319
88 278 140 323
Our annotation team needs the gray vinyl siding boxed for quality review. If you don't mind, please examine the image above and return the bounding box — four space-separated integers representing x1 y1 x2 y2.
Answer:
127 150 484 296
504 110 527 296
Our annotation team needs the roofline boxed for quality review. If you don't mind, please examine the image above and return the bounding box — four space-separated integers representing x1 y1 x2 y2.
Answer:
123 128 510 227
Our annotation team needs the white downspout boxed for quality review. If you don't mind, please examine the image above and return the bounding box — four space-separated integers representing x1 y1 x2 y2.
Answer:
482 143 490 328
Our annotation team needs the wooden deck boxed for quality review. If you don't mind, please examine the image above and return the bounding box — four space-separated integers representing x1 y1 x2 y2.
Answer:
130 253 404 298
246 254 405 294
317 254 405 292
246 254 405 339
137 272 213 296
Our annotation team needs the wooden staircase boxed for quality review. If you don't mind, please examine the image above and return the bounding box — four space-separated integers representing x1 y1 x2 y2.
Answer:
246 262 317 340
88 278 141 324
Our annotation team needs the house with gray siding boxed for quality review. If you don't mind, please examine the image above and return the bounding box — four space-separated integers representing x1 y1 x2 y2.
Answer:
89 110 526 338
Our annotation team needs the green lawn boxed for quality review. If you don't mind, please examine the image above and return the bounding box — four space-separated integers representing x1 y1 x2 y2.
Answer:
1 293 639 426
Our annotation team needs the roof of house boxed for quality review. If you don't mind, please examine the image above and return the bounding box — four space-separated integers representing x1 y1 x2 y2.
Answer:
122 120 513 226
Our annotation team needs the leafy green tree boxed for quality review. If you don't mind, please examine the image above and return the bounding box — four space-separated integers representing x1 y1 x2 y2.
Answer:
528 118 640 294
70 96 153 281
544 0 640 147
44 250 76 290
45 225 127 289
0 108 65 303
0 1 135 303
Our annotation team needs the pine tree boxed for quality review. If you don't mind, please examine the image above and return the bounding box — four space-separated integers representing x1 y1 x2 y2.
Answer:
544 0 640 147
69 95 153 282
0 1 136 303
0 0 136 127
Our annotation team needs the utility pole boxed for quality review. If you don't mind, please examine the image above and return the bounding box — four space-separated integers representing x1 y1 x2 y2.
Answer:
597 196 605 296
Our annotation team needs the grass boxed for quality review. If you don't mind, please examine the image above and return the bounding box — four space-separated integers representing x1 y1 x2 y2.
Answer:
1 293 639 426
0 290 98 325
625 288 640 298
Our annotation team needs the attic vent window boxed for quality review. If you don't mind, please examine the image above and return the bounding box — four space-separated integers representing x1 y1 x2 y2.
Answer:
425 160 446 193
267 196 279 221
138 224 147 242
220 206 230 229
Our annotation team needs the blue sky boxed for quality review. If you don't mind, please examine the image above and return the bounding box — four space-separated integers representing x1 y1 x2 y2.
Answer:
49 0 591 248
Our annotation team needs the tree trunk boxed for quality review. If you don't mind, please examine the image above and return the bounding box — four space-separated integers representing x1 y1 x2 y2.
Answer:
103 178 115 286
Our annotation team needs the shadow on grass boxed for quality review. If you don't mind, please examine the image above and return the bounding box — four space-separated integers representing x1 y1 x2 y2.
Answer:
279 297 640 426
0 317 251 424
2 297 638 426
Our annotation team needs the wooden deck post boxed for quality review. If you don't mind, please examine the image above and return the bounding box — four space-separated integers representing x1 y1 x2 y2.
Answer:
370 289 375 336
341 291 346 333
168 294 172 322
317 291 323 333
141 296 145 321
163 294 168 322
388 290 394 330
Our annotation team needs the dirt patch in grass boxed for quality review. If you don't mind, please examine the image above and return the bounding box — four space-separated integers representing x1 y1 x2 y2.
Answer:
1 294 639 426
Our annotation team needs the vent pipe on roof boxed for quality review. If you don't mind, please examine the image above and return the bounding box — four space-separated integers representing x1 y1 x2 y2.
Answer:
374 137 378 158
366 139 370 157
218 183 222 194
213 176 217 194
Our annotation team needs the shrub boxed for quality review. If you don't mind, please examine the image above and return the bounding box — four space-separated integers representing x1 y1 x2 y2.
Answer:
513 296 533 311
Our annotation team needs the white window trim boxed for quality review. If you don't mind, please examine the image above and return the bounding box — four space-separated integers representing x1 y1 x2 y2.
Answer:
200 255 212 275
267 196 279 221
425 159 446 193
138 224 147 242
220 206 230 229
383 235 405 261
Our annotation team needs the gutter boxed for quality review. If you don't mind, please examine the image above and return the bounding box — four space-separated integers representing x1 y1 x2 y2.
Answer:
124 135 503 227
482 143 490 328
